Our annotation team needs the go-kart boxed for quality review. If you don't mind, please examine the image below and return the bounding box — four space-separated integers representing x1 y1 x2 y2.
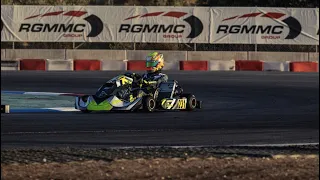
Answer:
74 73 202 113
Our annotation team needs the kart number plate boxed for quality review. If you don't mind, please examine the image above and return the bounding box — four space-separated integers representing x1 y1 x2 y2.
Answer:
177 99 187 109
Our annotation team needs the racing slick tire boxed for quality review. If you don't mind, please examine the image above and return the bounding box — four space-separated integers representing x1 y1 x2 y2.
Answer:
182 94 197 111
143 95 156 112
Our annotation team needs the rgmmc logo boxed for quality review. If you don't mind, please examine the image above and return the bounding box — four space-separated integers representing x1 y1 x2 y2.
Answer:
119 11 204 39
17 11 103 37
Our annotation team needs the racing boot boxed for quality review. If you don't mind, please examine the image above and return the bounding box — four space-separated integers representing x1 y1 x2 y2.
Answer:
121 91 136 102
117 88 132 102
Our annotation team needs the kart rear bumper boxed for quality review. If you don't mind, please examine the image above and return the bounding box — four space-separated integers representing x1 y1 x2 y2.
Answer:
196 100 202 109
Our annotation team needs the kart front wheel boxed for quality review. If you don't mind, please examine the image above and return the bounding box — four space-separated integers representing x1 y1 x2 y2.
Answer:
143 96 156 112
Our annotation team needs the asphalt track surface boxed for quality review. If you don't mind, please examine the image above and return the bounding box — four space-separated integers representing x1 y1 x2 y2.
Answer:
1 71 319 149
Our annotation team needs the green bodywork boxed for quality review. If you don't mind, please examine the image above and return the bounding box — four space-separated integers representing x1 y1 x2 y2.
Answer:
87 99 113 111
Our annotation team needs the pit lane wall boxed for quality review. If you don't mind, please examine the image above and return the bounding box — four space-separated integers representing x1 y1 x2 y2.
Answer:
1 49 318 72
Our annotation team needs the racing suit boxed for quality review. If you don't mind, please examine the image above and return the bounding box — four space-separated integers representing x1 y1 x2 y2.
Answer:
118 71 168 101
131 71 168 98
138 71 183 98
119 71 184 102
141 71 168 89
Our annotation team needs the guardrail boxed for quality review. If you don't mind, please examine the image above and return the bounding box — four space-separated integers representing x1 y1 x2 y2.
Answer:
1 58 318 72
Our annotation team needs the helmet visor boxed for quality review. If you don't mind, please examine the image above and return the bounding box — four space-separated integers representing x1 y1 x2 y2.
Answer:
146 60 158 68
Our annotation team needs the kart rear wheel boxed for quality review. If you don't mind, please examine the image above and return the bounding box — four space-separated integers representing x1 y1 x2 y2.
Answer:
183 94 197 111
143 96 156 112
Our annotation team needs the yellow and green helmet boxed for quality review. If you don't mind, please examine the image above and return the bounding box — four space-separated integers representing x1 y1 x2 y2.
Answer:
146 52 164 73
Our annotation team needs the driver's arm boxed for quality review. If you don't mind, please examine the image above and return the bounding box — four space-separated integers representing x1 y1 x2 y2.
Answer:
142 74 168 87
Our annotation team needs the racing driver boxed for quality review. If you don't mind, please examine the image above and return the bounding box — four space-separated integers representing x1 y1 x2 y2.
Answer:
123 52 168 100
141 51 168 88
123 52 181 101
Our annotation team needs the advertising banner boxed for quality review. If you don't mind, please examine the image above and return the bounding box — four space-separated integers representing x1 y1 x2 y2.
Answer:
1 5 210 43
1 5 319 45
211 7 319 45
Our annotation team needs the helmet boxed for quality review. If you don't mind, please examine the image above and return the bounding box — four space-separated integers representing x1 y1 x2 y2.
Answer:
146 52 164 73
